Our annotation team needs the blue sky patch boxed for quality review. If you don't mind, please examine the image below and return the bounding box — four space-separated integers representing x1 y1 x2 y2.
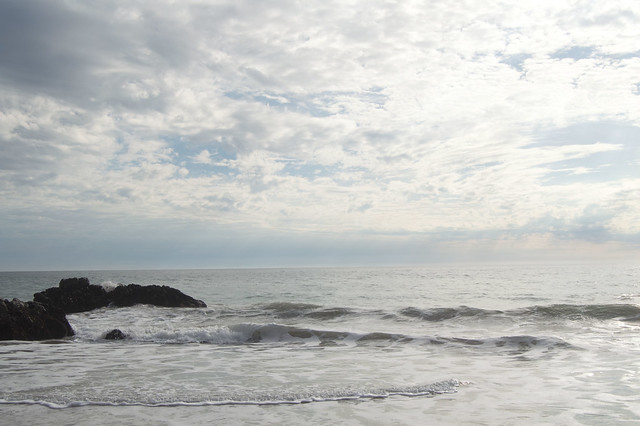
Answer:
550 46 595 60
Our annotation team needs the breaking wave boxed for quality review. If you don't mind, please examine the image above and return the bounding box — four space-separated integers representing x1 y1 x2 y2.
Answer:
65 302 637 348
70 319 573 355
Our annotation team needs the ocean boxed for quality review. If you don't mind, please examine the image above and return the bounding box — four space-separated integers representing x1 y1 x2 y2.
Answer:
1 263 639 425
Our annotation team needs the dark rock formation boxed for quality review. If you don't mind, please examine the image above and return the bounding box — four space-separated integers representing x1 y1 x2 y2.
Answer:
104 329 127 340
0 298 74 341
109 284 207 308
34 277 109 314
2 278 205 341
33 278 206 314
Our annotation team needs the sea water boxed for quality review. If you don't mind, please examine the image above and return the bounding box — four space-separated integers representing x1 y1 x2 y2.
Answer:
1 263 639 425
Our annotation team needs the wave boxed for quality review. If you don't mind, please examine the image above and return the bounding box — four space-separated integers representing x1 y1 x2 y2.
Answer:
64 301 637 348
243 302 640 324
75 321 572 354
399 306 500 321
515 304 640 321
258 302 356 320
397 303 640 323
0 379 462 408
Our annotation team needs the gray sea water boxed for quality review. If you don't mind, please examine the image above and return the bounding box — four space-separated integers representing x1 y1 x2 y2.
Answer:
1 263 639 425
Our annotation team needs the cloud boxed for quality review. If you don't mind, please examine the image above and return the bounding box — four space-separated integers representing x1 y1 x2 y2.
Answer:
192 149 214 165
1 0 639 269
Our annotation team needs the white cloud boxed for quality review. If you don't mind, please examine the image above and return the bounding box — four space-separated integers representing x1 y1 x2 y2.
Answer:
192 149 213 165
1 0 639 268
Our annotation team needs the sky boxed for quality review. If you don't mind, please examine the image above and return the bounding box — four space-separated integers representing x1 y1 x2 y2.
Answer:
1 0 639 270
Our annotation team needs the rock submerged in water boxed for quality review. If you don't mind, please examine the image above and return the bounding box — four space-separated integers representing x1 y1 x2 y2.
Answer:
0 298 74 340
34 278 207 314
104 329 127 340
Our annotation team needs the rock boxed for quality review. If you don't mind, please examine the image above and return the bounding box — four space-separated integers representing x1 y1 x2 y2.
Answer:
104 329 126 340
109 284 207 308
33 278 207 314
34 277 109 314
2 279 205 341
59 277 91 291
0 298 74 341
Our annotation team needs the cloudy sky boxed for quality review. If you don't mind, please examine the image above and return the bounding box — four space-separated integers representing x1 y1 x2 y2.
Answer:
1 0 639 270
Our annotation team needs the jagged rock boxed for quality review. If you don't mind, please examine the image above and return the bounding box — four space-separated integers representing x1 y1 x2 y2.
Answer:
34 277 109 314
109 284 207 308
3 279 205 341
33 278 207 314
104 329 126 340
0 298 74 341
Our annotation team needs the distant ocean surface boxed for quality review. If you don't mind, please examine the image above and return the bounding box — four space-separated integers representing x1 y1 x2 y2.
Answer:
1 263 640 425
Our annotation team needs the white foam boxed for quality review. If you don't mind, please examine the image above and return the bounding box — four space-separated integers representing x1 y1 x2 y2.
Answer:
0 379 462 409
138 326 248 344
99 281 121 292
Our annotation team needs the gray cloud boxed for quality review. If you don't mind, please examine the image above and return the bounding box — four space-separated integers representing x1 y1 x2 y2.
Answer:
0 1 117 103
0 1 195 110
